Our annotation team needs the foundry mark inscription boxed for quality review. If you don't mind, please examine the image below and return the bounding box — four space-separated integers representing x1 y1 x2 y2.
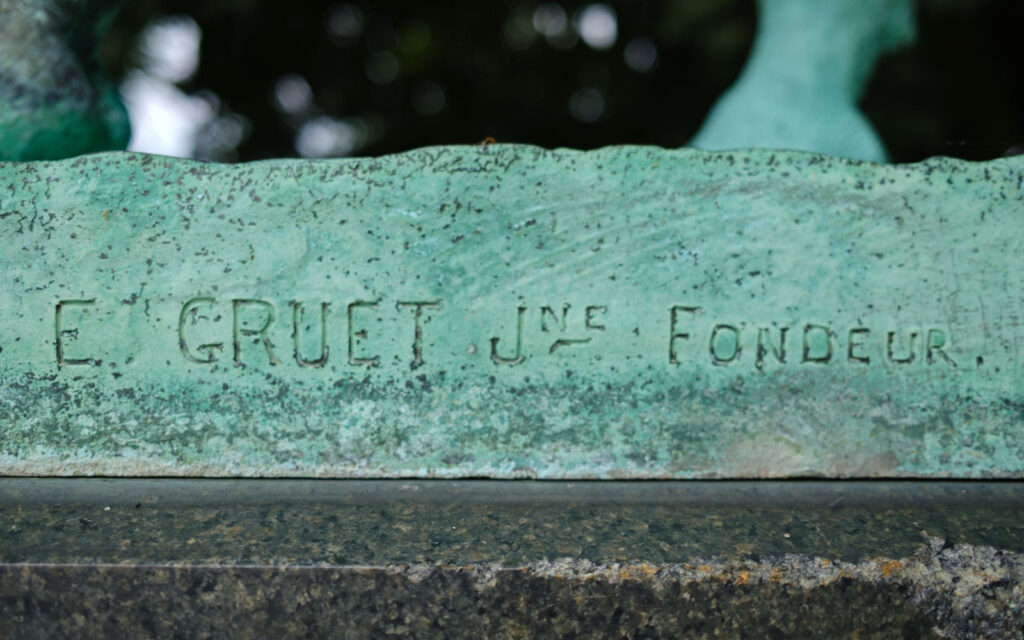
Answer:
176 297 443 369
669 306 956 369
52 296 958 371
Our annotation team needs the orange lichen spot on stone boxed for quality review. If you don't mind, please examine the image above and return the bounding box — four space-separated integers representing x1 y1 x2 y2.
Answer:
769 567 783 582
737 570 750 585
881 560 902 577
698 565 711 573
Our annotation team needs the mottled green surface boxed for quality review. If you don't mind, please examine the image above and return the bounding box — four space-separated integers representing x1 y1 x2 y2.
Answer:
691 0 915 161
1 479 1022 638
0 0 129 160
1 146 1024 478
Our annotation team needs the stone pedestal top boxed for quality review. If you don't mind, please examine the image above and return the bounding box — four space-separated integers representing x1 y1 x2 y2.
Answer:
1 479 1022 638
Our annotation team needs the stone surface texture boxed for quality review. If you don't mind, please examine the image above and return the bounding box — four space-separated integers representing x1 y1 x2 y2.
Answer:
1 479 1022 639
1 146 1023 478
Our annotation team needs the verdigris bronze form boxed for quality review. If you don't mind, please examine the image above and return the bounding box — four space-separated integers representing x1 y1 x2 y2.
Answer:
0 0 129 160
691 0 915 162
1 146 1022 478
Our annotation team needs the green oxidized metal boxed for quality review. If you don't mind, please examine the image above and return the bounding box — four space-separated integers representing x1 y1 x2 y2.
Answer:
1 146 1022 478
691 0 916 162
0 0 130 161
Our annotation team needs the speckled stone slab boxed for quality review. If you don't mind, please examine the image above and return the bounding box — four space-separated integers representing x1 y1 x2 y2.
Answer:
1 146 1023 478
1 479 1023 638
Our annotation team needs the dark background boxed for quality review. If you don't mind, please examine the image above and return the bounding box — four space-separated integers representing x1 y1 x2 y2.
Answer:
102 0 1024 163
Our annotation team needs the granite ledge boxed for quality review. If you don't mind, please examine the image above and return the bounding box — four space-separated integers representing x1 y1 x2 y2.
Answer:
1 479 1023 638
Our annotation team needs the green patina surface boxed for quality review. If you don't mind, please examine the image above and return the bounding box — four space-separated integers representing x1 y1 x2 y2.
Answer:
0 0 129 161
692 0 915 162
1 145 1023 478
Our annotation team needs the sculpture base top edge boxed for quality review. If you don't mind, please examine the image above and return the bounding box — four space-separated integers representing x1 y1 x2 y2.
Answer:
1 145 1022 478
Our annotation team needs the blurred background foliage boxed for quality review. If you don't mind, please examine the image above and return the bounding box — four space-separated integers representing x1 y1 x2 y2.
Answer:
100 0 1023 163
